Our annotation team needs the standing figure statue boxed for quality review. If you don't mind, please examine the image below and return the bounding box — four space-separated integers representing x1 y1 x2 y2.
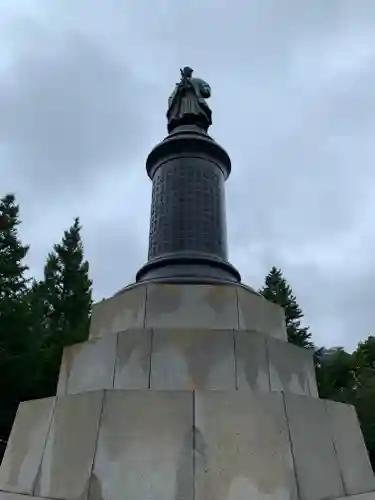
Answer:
167 66 212 133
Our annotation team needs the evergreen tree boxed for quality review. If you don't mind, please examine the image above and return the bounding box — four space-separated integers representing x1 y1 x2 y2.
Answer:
352 335 375 468
259 266 313 348
316 337 375 471
355 335 375 371
39 217 92 394
0 194 29 300
0 194 36 441
352 374 375 469
316 347 356 401
0 203 93 453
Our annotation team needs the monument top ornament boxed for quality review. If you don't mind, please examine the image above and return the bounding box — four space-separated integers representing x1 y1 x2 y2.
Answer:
166 66 212 133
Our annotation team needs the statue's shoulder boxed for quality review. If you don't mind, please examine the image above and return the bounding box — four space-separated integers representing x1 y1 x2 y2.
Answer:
192 77 211 95
192 77 209 86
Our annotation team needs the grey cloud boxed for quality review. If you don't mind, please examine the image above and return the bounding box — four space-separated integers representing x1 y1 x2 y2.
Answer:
2 0 375 351
83 219 148 301
0 24 156 198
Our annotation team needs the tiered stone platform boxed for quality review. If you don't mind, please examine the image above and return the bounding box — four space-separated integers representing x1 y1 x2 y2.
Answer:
0 283 374 500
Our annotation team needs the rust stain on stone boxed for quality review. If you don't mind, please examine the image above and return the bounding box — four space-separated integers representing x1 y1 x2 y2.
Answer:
88 473 104 500
153 330 232 390
185 332 226 389
118 287 145 315
235 333 270 391
243 355 266 391
116 330 150 374
175 428 194 500
269 341 311 395
147 285 182 316
205 285 234 314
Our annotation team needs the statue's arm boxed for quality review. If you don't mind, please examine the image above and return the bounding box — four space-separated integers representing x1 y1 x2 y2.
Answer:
200 82 211 98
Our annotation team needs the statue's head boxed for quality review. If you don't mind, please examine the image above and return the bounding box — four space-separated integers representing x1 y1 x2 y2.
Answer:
182 66 193 78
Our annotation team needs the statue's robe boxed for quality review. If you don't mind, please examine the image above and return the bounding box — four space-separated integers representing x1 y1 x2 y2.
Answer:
167 77 212 132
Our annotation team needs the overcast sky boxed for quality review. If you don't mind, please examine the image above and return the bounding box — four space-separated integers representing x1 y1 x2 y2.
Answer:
1 1 375 351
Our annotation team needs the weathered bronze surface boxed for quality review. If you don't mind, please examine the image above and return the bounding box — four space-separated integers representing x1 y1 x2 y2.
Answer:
136 68 241 285
167 67 212 133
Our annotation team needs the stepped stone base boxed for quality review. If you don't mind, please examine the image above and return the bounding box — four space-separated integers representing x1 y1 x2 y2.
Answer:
2 492 375 500
1 391 374 500
90 282 287 341
56 329 318 397
1 283 374 500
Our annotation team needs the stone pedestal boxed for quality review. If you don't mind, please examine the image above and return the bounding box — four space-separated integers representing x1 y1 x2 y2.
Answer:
1 283 374 500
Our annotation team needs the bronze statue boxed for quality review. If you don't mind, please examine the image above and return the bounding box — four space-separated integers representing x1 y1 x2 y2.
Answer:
167 67 212 133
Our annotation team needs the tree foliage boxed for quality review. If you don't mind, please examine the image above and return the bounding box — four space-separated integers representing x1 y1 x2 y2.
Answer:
39 218 92 396
316 339 375 470
259 266 313 348
0 195 92 449
0 194 29 300
0 195 37 439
